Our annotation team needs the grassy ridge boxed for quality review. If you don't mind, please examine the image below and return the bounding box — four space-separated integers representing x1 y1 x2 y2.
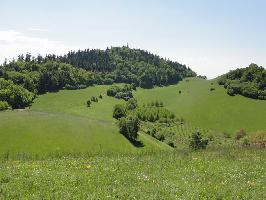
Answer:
135 78 266 134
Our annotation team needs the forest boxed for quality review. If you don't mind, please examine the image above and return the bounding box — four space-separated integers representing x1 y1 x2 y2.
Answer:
0 46 195 109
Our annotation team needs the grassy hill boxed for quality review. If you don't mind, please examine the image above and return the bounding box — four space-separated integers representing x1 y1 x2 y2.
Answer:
0 77 265 199
0 111 171 156
0 77 265 156
135 78 266 135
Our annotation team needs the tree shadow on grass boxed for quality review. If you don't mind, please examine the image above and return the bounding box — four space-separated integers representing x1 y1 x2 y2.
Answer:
129 139 144 148
122 135 144 148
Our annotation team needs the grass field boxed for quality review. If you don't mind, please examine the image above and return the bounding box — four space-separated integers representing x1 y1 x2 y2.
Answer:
0 78 266 156
0 78 265 199
135 78 266 135
0 110 170 157
0 149 265 199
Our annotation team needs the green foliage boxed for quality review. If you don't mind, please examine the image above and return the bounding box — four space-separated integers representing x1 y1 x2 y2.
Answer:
58 46 196 88
218 63 266 99
0 78 34 109
91 96 98 102
118 115 140 141
0 101 9 110
86 100 91 107
235 129 247 140
126 98 138 110
0 46 196 109
113 104 126 119
107 84 134 101
189 131 209 150
133 102 175 123
242 131 266 148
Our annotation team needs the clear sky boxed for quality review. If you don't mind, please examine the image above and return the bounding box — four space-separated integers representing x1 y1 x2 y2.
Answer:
0 0 265 78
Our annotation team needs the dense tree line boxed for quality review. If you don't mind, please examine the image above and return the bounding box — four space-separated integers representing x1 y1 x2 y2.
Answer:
0 59 97 109
50 46 196 88
0 46 196 109
218 64 266 99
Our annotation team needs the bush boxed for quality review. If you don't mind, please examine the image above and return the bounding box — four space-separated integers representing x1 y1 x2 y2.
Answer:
154 131 165 141
99 94 103 99
86 100 91 107
0 101 9 111
126 98 138 110
118 115 140 141
113 104 126 119
0 84 34 109
91 96 98 102
235 129 247 140
189 131 209 150
107 84 135 101
210 87 215 91
243 132 266 148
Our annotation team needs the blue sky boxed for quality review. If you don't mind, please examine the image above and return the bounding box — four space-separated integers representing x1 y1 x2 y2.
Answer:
0 0 265 78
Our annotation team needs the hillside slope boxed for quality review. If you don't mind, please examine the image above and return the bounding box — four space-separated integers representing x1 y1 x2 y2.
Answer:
135 78 266 134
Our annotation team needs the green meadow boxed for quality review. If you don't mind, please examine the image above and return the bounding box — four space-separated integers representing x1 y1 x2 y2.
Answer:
0 78 266 156
135 78 266 134
0 149 265 199
0 78 266 199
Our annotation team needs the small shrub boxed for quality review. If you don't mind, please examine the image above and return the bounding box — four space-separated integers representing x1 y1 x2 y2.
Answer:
91 96 98 102
246 132 266 148
113 104 126 119
210 87 215 91
241 137 250 147
0 101 9 111
126 98 138 110
235 129 247 140
189 131 209 150
86 100 91 107
99 94 103 99
179 90 182 94
155 131 165 141
166 140 176 148
223 132 231 138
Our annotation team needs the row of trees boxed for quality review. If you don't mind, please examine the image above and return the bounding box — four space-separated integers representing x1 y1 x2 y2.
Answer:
218 64 266 99
19 46 196 88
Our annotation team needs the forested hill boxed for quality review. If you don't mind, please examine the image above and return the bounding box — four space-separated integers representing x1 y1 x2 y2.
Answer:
0 46 196 109
218 63 266 100
57 46 196 88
